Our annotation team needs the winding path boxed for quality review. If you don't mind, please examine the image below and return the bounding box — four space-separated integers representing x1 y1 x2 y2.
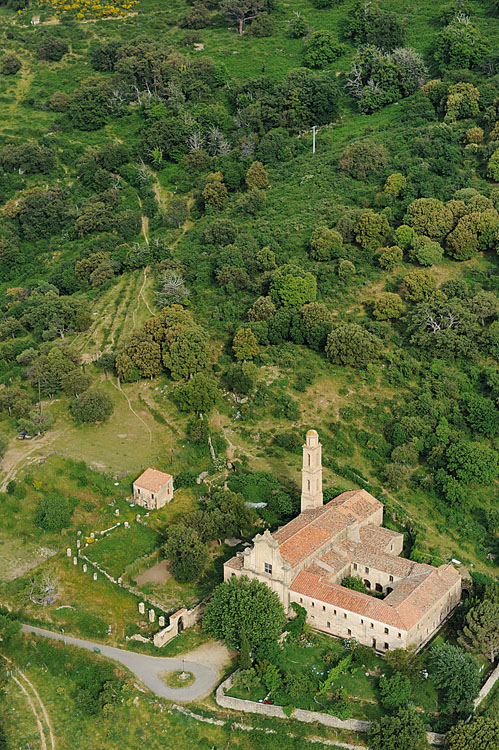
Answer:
22 625 218 702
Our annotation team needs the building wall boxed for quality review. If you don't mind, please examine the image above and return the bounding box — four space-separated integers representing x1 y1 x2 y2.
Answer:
289 589 409 650
133 477 173 510
406 577 462 648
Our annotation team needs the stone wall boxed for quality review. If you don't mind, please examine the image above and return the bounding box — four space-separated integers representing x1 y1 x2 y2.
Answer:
153 601 205 648
473 662 499 709
215 674 445 746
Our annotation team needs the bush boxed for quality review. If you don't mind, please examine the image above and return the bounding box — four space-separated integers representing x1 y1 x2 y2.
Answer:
1 53 21 75
373 293 405 320
70 389 114 423
403 269 436 302
434 16 488 71
248 13 275 37
310 226 343 260
35 496 73 532
409 236 444 266
325 324 381 366
303 31 345 69
378 245 403 270
37 36 69 62
339 140 388 179
405 198 454 239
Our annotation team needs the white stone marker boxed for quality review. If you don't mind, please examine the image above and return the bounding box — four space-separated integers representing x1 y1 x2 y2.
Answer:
149 609 155 623
83 564 87 573
138 602 145 615
73 557 77 565
93 572 98 581
67 548 72 557
158 616 165 628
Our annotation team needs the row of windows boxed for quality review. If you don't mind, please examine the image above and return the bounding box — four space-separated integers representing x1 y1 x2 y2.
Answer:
298 597 402 638
352 562 394 582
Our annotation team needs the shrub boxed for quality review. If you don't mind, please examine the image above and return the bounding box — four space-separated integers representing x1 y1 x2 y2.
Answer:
1 53 21 75
246 161 269 190
338 259 355 280
434 16 488 71
182 2 211 29
409 236 444 266
70 389 114 423
339 140 388 179
403 269 436 302
287 14 308 38
373 293 405 320
248 13 275 37
384 173 406 197
49 91 71 111
445 82 480 122
310 226 343 260
35 496 73 532
393 225 415 250
405 198 454 239
325 324 381 366
37 36 69 62
303 31 345 69
355 211 390 248
378 245 403 269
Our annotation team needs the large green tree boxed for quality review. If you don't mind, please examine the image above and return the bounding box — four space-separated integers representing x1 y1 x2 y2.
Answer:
203 574 286 653
163 525 208 583
445 717 499 750
428 643 480 716
458 599 499 663
368 707 429 750
325 323 381 367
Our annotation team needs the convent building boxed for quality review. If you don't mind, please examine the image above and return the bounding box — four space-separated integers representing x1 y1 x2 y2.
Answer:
224 429 462 651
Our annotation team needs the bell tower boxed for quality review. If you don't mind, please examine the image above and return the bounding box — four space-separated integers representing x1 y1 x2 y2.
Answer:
301 429 323 512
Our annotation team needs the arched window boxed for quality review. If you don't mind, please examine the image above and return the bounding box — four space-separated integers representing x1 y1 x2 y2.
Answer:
308 453 311 466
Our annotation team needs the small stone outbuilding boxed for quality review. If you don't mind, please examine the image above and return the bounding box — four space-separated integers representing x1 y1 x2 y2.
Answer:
133 468 173 510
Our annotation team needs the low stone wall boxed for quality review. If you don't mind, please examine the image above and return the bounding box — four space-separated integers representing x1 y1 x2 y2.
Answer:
215 675 445 746
153 601 206 648
473 662 499 709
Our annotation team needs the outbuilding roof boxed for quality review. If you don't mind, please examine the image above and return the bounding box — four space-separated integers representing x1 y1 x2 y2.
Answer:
133 468 172 493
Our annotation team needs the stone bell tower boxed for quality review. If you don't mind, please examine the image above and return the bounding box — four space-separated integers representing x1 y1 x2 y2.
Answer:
301 429 323 512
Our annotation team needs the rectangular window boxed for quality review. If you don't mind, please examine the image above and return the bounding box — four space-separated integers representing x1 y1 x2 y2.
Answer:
348 629 351 635
389 575 394 582
370 622 374 628
398 633 401 638
333 609 337 616
384 627 389 634
353 563 357 570
365 566 369 574
360 619 364 624
311 601 314 607
151 493 155 500
385 643 389 650
343 613 347 619
264 562 272 575
322 605 326 611
299 597 303 603
327 621 330 628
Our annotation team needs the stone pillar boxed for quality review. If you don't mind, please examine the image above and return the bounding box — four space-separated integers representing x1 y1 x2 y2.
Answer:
66 548 72 557
83 564 87 573
138 602 145 615
158 616 165 628
115 509 120 516
301 429 323 512
73 556 78 565
149 609 155 623
93 572 98 581
76 539 81 549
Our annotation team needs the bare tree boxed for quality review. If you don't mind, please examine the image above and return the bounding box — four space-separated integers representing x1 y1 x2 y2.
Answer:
156 272 190 307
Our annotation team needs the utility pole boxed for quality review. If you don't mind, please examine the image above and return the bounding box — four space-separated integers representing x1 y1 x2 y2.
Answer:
311 125 318 154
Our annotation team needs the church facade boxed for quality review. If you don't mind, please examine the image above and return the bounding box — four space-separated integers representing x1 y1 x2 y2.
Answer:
224 430 462 651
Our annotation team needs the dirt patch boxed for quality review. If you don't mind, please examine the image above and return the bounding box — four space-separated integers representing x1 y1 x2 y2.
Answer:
181 641 237 676
135 558 170 586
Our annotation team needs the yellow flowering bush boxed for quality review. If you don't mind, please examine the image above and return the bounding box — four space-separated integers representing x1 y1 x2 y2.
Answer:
34 0 139 21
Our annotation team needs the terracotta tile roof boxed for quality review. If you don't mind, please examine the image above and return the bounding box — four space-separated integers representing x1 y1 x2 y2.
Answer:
290 562 461 631
272 490 382 568
289 570 407 629
359 524 403 551
225 555 244 570
134 468 172 493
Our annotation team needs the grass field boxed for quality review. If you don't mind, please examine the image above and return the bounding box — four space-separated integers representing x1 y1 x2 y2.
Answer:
84 524 161 579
